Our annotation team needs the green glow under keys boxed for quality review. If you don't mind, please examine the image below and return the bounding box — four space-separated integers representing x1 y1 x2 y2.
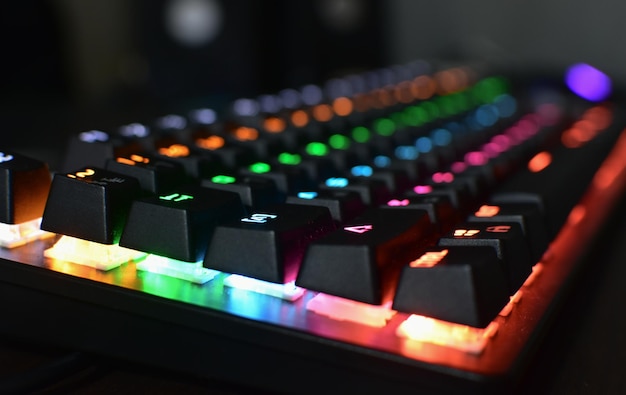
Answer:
212 175 237 184
305 142 329 156
136 255 220 284
249 162 271 173
278 152 301 165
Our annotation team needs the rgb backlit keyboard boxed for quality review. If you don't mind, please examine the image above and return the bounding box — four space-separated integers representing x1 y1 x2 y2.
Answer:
1 60 626 394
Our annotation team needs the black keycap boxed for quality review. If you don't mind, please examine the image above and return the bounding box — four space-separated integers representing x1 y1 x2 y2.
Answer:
60 130 142 173
203 204 335 284
490 125 621 236
381 194 457 231
468 203 550 262
297 207 434 305
325 148 361 173
437 222 532 293
119 184 245 262
41 167 141 244
461 162 498 190
258 116 303 151
448 171 490 202
271 153 338 184
239 161 312 194
153 142 229 179
152 114 189 137
349 165 412 194
226 124 284 159
192 132 257 169
404 181 471 210
201 174 284 210
105 154 187 194
318 176 391 206
374 156 428 183
392 246 510 327
286 190 366 223
0 150 51 224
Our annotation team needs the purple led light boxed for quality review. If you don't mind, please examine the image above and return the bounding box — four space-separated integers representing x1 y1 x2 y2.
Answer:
565 63 612 102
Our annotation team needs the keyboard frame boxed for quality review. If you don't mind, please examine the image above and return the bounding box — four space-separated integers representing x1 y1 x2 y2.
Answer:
1 127 626 394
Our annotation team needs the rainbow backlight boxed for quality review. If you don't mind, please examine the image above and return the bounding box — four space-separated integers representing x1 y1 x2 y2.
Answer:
413 185 433 194
8 64 626 386
158 144 190 158
196 135 225 150
136 255 219 284
528 151 552 173
474 205 500 217
0 218 54 248
325 177 348 188
278 152 301 165
44 236 146 271
306 293 396 328
297 191 318 199
223 274 305 302
396 315 499 355
387 199 409 206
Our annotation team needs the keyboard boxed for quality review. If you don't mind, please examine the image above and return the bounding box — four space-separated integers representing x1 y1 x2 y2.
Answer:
1 60 626 394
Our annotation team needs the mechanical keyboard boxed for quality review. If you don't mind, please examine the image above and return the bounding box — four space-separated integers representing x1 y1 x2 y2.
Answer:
1 60 626 394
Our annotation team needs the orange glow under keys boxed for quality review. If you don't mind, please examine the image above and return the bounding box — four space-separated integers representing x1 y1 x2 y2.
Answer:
158 144 190 157
290 110 309 127
352 93 371 113
397 315 499 355
583 105 612 129
332 97 353 117
375 88 396 108
44 235 145 271
528 151 552 172
434 69 460 95
412 75 436 100
394 81 414 104
312 104 333 122
474 205 500 217
196 135 225 150
232 126 259 141
263 117 286 133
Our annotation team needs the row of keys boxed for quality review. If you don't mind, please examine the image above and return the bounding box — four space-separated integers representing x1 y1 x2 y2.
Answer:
0 149 530 328
0 100 607 330
0 64 617 336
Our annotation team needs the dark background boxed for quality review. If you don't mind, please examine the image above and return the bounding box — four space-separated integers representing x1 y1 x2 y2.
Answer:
2 0 623 164
1 0 389 166
1 1 626 393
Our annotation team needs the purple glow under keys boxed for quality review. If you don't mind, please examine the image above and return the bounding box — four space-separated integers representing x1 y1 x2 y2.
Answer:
465 151 488 166
565 63 612 102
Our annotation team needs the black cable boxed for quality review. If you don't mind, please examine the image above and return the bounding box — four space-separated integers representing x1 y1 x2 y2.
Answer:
0 350 92 394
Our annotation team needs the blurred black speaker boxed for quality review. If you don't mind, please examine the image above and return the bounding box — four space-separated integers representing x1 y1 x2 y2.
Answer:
132 0 387 102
